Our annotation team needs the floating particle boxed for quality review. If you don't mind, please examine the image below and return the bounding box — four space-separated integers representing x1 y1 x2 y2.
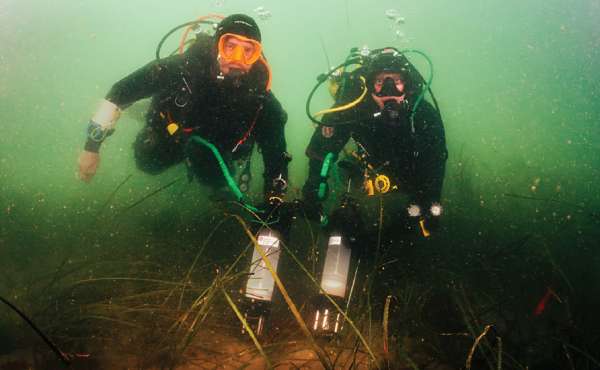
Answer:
254 6 272 20
359 45 371 56
385 9 400 20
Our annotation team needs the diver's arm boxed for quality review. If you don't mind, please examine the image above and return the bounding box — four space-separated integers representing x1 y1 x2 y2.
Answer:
255 93 290 199
302 116 352 203
78 56 182 182
412 102 448 213
105 57 181 108
85 56 182 151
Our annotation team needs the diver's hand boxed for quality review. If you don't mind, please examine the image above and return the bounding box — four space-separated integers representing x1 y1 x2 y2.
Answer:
78 150 100 182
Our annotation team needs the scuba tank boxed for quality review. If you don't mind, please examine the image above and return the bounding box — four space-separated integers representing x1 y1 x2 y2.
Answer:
242 229 282 336
312 194 363 336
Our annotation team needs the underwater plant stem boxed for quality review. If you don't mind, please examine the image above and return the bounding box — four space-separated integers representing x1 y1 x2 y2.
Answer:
503 192 600 221
173 215 231 309
368 197 385 349
398 347 420 370
503 192 577 207
97 173 132 218
466 324 493 370
173 248 251 344
557 340 600 368
76 277 190 286
0 295 70 366
497 337 502 370
454 286 495 369
222 289 273 369
383 295 392 355
345 258 360 314
118 177 182 215
233 215 334 370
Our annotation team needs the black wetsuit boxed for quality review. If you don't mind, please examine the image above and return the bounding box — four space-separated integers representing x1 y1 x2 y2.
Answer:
88 36 288 194
303 95 447 214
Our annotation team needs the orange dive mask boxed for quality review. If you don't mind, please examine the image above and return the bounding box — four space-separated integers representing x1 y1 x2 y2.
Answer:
217 33 262 66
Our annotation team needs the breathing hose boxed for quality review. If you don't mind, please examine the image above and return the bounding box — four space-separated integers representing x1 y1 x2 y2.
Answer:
155 19 218 61
187 136 260 213
305 47 438 126
305 58 365 126
313 76 368 118
399 48 435 121
318 153 336 200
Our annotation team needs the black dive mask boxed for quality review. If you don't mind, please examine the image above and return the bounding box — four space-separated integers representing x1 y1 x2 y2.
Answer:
375 77 404 97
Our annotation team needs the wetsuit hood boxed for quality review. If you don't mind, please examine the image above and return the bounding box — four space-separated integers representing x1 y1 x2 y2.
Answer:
365 50 425 104
214 14 262 43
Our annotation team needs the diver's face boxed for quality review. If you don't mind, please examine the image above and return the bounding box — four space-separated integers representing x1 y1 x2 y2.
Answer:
218 36 258 75
373 72 405 95
372 72 405 109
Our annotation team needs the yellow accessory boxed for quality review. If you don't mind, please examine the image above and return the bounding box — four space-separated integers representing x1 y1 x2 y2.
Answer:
374 175 391 194
364 174 392 196
314 76 368 117
167 123 179 135
365 179 375 196
419 219 431 238
328 79 340 98
327 68 344 98
268 195 284 204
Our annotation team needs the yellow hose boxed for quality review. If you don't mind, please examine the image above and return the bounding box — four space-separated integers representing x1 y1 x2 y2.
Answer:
313 76 367 117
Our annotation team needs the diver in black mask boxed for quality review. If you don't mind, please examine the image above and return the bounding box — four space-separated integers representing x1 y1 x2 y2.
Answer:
303 48 448 236
302 48 448 337
368 52 413 127
372 73 409 122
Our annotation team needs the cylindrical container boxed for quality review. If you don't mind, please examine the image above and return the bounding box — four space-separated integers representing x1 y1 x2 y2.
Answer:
320 234 352 298
245 230 281 302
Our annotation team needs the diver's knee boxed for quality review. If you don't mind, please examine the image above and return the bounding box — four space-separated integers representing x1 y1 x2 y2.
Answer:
133 127 178 174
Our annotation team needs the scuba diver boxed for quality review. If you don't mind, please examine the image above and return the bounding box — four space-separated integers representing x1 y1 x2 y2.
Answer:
303 47 448 335
77 13 291 338
77 14 290 203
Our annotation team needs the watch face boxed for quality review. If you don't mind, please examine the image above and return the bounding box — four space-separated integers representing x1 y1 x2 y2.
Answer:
87 121 110 142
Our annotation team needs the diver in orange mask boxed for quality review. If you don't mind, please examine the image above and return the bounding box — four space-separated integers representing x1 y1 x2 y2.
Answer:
77 14 289 203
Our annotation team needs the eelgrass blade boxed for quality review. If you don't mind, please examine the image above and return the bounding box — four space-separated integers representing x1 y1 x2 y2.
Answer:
118 177 182 215
222 289 273 369
383 295 392 355
466 324 493 370
96 173 132 218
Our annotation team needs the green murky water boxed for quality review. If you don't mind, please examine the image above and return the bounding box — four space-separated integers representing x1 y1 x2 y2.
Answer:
1 1 599 368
